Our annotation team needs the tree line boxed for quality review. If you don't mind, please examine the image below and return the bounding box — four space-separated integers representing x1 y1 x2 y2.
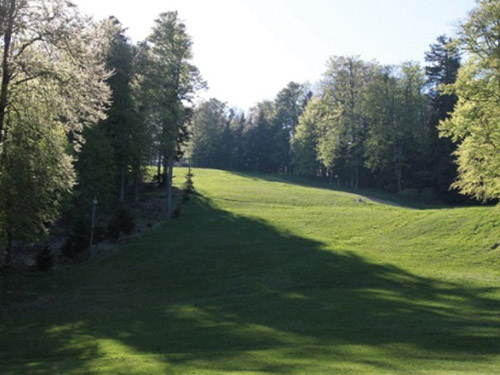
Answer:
190 1 500 207
190 39 460 202
0 0 202 267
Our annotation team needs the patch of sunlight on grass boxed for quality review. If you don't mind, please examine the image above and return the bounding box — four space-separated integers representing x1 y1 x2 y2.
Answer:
88 339 171 374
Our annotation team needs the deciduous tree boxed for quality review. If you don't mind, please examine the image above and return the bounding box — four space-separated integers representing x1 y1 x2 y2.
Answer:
440 0 500 201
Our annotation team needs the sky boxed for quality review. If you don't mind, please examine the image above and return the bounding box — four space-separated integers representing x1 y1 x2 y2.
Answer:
73 0 476 111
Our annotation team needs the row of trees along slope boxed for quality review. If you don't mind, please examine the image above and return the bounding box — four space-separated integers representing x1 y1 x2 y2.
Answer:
189 39 460 201
190 1 500 205
0 1 203 268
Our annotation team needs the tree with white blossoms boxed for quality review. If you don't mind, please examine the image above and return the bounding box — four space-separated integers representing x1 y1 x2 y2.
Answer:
0 0 111 266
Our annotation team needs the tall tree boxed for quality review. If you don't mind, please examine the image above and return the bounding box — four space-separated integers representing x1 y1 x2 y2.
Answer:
318 56 374 188
0 0 111 265
425 35 461 199
365 63 431 193
440 0 500 201
245 101 276 173
292 97 322 176
144 11 204 217
273 81 309 174
190 98 228 168
76 17 138 209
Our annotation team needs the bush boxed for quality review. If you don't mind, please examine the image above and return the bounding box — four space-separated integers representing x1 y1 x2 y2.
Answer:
107 208 135 239
173 204 182 218
418 188 438 203
185 172 195 193
37 245 54 272
401 188 419 199
61 217 90 259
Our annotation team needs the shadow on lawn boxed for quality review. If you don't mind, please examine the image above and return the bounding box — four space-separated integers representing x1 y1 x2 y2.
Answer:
229 170 475 210
1 194 500 374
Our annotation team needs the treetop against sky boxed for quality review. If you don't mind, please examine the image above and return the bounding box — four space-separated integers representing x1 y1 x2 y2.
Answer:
74 0 475 111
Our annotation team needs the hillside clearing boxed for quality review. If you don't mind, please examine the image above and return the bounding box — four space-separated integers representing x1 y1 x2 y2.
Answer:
1 168 500 374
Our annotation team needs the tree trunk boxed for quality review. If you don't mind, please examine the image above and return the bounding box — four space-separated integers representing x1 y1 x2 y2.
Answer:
396 160 402 194
157 151 162 185
166 149 175 218
162 153 168 187
4 230 13 268
133 172 139 203
0 0 16 147
119 162 126 207
354 165 359 190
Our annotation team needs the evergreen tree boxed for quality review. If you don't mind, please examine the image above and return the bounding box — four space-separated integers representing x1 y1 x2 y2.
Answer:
425 35 461 200
143 11 204 217
190 98 228 168
245 101 276 173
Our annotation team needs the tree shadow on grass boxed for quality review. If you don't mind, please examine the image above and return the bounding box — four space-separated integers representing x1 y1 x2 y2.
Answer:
1 194 500 374
228 170 475 210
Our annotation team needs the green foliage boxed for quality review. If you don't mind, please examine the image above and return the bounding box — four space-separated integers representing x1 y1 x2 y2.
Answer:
291 97 322 175
245 101 277 172
141 11 204 217
272 82 310 172
0 94 75 243
172 204 182 218
317 56 375 188
439 0 500 201
36 245 54 272
0 0 111 262
189 82 309 175
75 126 116 207
364 63 431 193
61 217 90 259
424 35 461 199
107 208 135 239
190 98 228 168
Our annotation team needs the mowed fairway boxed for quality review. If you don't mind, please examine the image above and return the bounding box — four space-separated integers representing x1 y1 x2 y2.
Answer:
2 168 500 374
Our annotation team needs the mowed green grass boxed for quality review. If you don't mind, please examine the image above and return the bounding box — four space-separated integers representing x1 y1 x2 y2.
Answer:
1 168 500 374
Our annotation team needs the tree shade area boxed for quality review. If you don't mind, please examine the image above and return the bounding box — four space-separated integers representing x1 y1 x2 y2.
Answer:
1 169 500 374
0 2 202 267
2 1 500 373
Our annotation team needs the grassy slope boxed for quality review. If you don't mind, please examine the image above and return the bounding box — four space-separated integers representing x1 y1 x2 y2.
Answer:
1 168 500 374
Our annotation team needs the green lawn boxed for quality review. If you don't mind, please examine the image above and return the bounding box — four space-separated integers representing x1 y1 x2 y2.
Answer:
1 168 500 374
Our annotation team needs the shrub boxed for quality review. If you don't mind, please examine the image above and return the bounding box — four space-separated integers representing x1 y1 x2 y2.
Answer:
185 172 195 193
61 217 90 259
107 208 135 239
401 188 419 199
173 205 182 218
37 245 54 272
418 188 438 203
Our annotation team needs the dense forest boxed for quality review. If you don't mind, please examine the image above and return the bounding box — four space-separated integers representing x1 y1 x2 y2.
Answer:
1 0 500 268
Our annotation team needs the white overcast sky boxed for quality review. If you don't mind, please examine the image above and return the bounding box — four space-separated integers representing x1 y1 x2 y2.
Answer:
73 0 476 111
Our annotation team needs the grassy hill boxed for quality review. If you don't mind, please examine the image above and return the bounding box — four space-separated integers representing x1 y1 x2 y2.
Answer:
1 168 500 374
